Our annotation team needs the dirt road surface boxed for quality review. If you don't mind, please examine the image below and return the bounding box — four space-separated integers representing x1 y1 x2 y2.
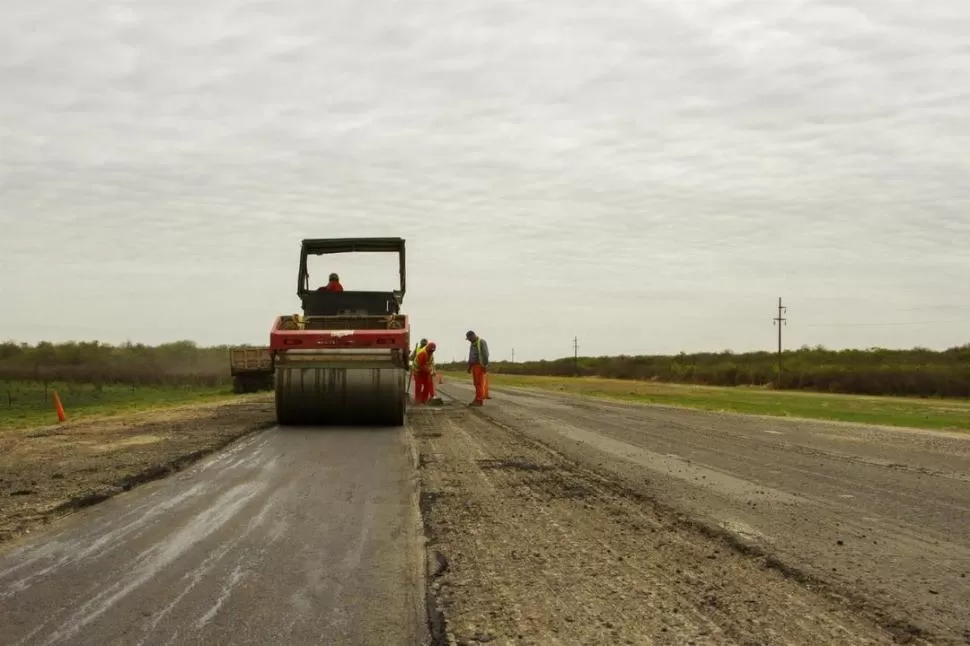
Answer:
0 424 428 646
424 381 969 645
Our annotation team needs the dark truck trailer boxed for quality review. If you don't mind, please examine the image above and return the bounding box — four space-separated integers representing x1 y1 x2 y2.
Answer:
229 346 275 393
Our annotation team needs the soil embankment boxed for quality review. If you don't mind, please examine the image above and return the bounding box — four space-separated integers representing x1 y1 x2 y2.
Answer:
0 397 276 545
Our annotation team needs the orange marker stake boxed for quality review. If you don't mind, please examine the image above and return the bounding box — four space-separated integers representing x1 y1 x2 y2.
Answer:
52 390 67 423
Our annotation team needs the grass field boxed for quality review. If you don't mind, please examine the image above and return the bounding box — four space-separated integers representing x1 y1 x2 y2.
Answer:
443 372 970 432
0 380 239 430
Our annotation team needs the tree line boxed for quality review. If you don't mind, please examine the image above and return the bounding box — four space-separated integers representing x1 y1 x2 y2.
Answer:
437 344 970 398
0 340 232 387
5 340 969 398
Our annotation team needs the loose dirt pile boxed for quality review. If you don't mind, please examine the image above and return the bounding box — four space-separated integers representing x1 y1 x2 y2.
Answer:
411 401 909 646
0 396 275 544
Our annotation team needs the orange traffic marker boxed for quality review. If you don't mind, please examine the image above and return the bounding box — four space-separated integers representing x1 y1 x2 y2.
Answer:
52 390 66 423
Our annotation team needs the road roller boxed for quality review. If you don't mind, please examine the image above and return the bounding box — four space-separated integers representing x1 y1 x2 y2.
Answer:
269 237 411 426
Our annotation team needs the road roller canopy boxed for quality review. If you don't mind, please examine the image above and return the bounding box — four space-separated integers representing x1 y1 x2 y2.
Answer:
297 237 407 316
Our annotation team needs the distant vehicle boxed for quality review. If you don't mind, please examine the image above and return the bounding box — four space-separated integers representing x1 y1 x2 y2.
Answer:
228 346 275 393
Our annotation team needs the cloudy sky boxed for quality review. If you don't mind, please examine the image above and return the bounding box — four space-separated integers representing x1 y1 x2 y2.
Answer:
1 0 968 362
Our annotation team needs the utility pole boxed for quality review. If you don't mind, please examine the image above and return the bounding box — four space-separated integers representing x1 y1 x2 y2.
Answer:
511 348 515 363
772 297 787 375
573 336 579 376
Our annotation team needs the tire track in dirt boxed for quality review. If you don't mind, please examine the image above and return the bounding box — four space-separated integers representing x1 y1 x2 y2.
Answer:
411 399 907 646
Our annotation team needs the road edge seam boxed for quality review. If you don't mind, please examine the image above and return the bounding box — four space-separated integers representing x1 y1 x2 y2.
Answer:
407 410 453 646
0 418 277 549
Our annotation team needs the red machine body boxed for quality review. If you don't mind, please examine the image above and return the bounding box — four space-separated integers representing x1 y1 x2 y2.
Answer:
270 317 410 352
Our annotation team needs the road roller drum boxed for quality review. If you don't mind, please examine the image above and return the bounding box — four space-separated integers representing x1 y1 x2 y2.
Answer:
274 355 406 426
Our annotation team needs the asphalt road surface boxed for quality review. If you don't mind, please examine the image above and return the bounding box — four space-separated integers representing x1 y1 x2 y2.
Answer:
0 426 428 646
440 381 970 645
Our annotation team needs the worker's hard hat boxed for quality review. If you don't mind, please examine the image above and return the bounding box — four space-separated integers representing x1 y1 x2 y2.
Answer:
465 330 475 340
427 342 437 351
329 272 339 281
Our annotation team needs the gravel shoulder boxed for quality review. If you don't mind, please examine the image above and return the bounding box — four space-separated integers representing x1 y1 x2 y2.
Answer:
413 395 907 646
0 396 276 546
437 381 970 645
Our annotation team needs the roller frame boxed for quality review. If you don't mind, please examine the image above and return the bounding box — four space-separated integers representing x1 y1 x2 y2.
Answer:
272 235 411 427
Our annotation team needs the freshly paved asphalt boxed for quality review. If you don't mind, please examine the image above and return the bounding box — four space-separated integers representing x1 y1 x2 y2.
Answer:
0 426 428 646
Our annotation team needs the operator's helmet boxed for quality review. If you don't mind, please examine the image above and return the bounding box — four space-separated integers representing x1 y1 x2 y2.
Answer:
329 272 339 282
427 342 437 352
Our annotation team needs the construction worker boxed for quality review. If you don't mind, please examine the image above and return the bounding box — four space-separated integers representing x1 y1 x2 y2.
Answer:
413 342 437 404
319 272 343 292
428 344 438 398
465 330 489 406
410 338 429 402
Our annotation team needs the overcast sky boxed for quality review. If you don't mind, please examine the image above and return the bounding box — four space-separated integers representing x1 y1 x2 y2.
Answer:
1 0 968 362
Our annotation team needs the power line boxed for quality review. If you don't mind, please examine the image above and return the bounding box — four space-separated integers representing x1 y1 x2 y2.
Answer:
891 305 970 312
802 320 966 328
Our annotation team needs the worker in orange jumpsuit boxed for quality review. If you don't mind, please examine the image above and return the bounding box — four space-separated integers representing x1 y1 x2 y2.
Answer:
465 330 489 405
414 342 437 404
428 347 438 398
319 272 343 291
410 338 428 401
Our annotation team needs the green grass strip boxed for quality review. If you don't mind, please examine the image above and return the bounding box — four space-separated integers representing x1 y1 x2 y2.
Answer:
441 373 970 432
0 381 240 430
